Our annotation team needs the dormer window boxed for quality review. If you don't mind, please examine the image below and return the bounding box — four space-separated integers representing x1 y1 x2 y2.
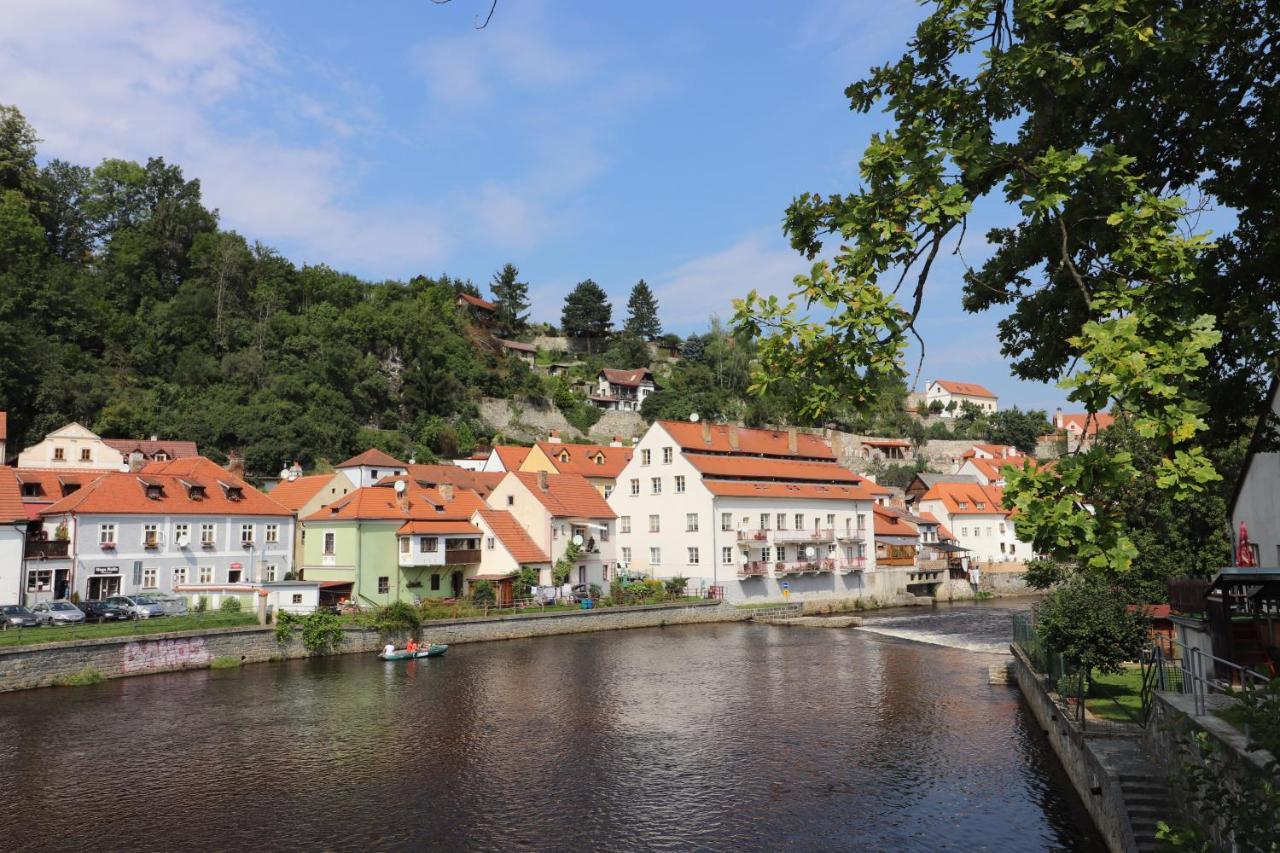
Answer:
61 483 80 497
976 502 986 510
559 451 570 463
21 483 40 497
593 453 604 465
958 501 968 509
146 485 164 500
154 452 169 461
191 485 206 500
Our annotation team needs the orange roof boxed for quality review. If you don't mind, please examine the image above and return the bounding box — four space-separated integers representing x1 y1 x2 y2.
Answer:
916 511 943 526
1057 412 1116 436
474 508 550 563
458 292 496 311
933 380 997 399
863 480 894 496
14 469 112 503
0 467 23 522
510 472 615 518
0 411 6 442
701 481 874 501
962 443 1021 459
41 462 291 517
493 445 531 471
335 448 407 469
600 368 654 386
396 520 481 535
403 464 505 497
685 454 861 484
307 481 485 522
267 474 340 512
103 437 198 459
658 421 835 460
965 456 1035 483
919 482 1009 516
536 442 633 478
874 506 919 537
498 338 536 353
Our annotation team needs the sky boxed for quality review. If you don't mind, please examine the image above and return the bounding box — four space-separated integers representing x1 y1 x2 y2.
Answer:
1 0 1079 411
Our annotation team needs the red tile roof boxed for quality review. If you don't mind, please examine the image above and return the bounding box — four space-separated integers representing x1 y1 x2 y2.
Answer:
306 481 485 522
267 474 342 513
493 445 531 471
1056 412 1116 436
14 469 112 503
457 292 496 312
601 368 654 387
103 437 199 459
933 380 997 399
919 482 1009 516
0 467 24 522
498 338 537 353
536 442 632 478
404 464 505 497
396 520 481 535
335 448 408 469
701 482 874 502
510 472 616 518
685 454 862 484
962 443 1022 459
964 456 1035 483
474 508 550 563
40 460 291 517
658 421 835 460
874 506 919 537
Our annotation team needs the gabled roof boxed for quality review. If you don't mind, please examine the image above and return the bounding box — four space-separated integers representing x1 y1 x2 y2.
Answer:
874 506 919 537
535 442 632 478
919 482 1009 516
509 472 615 518
396 520 481 536
932 380 997 399
701 482 873 502
658 421 835 460
474 508 550 564
685 454 861 484
103 437 199 459
963 456 1035 483
1056 412 1116 436
41 460 291 517
910 473 979 490
0 467 24 522
267 474 342 513
492 445 531 471
962 443 1022 459
457 292 496 312
498 338 536 353
404 464 505 498
306 481 485 522
600 367 654 387
335 448 407 469
14 469 113 502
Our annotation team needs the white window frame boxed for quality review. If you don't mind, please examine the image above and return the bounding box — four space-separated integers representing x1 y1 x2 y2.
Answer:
240 523 254 544
662 447 673 464
173 566 188 585
201 523 216 544
687 547 700 565
141 567 158 589
722 546 733 564
651 477 662 495
99 523 116 545
648 514 660 533
323 531 336 555
721 513 732 531
686 513 699 532
198 566 213 584
641 449 651 466
620 516 631 534
630 479 640 496
142 523 158 546
674 475 685 493
265 523 279 543
649 547 661 566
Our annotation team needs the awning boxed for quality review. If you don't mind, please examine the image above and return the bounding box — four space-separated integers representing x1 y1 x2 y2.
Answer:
471 573 516 581
318 581 353 589
933 542 970 552
877 535 918 546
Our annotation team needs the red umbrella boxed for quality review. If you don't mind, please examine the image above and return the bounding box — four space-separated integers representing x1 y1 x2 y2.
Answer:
1236 521 1257 567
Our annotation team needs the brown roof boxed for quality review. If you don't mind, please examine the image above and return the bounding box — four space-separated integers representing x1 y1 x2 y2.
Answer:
919 482 1009 516
404 464 505 497
498 339 537 353
41 460 291 517
686 454 861 484
933 380 997 399
874 506 919 537
493 445 531 471
396 520 481 535
335 448 408 469
457 292 496 312
701 481 874 501
658 421 835 460
267 474 341 513
103 437 199 459
474 508 550 563
306 481 486 522
0 467 23 522
536 442 632 478
510 471 616 518
600 367 654 387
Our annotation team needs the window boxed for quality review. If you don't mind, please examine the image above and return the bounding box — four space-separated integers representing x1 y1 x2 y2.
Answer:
198 566 213 584
80 448 91 461
154 452 168 461
421 537 438 553
674 475 685 493
662 447 673 464
603 485 613 498
142 567 157 589
857 514 866 531
486 537 495 550
506 494 515 507
228 568 242 583
722 547 733 564
795 513 805 530
265 564 277 582
630 479 640 496
688 547 700 565
323 532 335 555
621 546 632 563
651 477 662 495
999 523 1006 535
400 537 410 554
976 502 986 510
378 577 389 594
648 514 660 533
430 574 441 591
961 527 968 537
53 447 65 460
826 513 835 526
649 547 661 565
721 513 732 531
142 523 158 547
987 527 993 536
761 546 772 563
686 513 699 532
174 523 189 545
371 469 379 480
641 449 651 465
760 514 771 530
958 501 969 509
266 524 279 543
201 523 215 545
27 569 52 592
620 516 631 534
240 523 254 543
173 567 188 585
776 513 787 530
291 593 302 604
99 524 116 545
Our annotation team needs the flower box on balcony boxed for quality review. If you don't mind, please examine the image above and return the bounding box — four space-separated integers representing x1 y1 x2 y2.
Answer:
201 541 216 550
241 540 254 548
144 542 159 550
101 542 116 550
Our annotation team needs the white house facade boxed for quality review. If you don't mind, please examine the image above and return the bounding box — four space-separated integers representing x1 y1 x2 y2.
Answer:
917 482 1021 564
924 380 999 417
1231 378 1280 566
590 368 657 412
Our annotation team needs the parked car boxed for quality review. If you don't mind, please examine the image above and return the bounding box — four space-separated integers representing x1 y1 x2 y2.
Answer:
78 599 132 622
570 584 595 603
31 600 87 625
147 594 189 616
104 595 166 619
0 605 40 629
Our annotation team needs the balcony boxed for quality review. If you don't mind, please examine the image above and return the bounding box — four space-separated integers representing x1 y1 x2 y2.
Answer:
773 528 835 543
836 558 867 573
775 561 824 575
736 529 771 542
836 530 866 541
24 539 69 560
444 549 481 565
738 561 769 577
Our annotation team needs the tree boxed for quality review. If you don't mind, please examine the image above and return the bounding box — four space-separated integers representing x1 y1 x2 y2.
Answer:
1034 575 1149 677
561 279 611 352
623 279 661 340
604 331 650 370
984 408 1051 454
489 262 529 339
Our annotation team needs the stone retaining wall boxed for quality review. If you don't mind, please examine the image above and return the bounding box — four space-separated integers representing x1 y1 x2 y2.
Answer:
0 601 745 693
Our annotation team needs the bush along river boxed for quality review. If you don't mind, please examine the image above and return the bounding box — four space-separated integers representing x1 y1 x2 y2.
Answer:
0 597 1103 851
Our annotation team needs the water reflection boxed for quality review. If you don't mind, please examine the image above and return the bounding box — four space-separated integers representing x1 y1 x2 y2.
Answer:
0 605 1100 852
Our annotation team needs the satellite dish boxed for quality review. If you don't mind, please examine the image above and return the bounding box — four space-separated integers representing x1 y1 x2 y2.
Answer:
394 480 407 494
805 546 816 558
689 412 700 423
572 534 584 546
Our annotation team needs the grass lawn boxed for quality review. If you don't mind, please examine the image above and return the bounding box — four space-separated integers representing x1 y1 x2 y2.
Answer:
0 612 258 649
1085 665 1145 723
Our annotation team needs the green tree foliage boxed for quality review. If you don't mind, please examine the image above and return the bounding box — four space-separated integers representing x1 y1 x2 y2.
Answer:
984 408 1051 454
623 279 661 340
561 279 612 351
865 458 933 489
490 262 529 339
1034 575 1149 676
603 331 650 370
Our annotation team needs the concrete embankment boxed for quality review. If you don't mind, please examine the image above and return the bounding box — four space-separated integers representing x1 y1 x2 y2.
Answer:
0 600 747 693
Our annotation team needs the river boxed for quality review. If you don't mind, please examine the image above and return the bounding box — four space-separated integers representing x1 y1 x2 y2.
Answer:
0 598 1102 851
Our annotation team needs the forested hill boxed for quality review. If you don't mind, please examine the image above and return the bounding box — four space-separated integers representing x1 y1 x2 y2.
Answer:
0 106 540 474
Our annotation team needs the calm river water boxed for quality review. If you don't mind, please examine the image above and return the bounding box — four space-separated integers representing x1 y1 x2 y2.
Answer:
0 598 1102 851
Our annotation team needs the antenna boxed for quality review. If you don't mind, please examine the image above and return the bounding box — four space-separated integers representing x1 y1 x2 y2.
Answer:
394 480 406 494
689 412 700 423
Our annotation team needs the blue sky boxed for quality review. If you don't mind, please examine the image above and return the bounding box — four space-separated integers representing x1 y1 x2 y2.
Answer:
2 0 1078 411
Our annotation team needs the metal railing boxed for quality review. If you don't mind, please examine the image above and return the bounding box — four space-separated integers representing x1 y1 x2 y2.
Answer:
1146 638 1271 716
23 540 69 560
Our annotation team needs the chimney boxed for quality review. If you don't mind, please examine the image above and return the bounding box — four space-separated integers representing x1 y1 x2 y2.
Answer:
1054 407 1063 428
548 430 562 444
439 482 455 503
700 419 712 443
610 436 623 448
538 470 549 491
787 427 798 454
396 487 410 512
149 434 158 442
226 451 244 479
129 452 146 473
290 460 303 474
728 424 740 451
830 431 845 460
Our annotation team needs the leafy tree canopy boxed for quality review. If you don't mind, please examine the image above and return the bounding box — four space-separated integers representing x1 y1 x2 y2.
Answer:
983 407 1051 454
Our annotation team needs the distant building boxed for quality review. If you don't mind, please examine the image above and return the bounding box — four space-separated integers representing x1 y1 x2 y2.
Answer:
17 422 197 471
917 481 1020 564
591 368 657 412
334 448 408 489
497 338 537 366
456 292 496 324
957 444 1035 488
1053 409 1116 448
925 380 998 417
479 445 532 473
520 436 633 498
904 473 979 505
267 472 354 571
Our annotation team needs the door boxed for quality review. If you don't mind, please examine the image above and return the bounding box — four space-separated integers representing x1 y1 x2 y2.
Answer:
450 571 462 597
88 576 120 600
54 569 70 600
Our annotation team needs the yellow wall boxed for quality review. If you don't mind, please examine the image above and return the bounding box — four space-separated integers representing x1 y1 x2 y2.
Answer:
517 445 614 497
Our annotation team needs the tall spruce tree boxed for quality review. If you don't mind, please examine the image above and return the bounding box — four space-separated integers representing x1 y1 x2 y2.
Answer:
561 279 612 352
624 279 661 340
489 262 529 339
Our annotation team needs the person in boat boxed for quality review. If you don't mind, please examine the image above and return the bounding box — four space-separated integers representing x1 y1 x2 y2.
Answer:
406 639 418 654
383 642 396 657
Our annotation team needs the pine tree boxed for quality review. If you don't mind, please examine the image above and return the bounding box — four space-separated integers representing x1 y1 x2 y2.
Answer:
623 279 661 340
560 279 612 351
489 262 529 339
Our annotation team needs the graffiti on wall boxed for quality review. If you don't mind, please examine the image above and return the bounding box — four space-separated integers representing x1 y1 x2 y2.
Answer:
121 637 212 673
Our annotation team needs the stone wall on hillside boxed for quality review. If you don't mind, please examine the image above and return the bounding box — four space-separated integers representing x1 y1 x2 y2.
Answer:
479 397 581 442
592 411 646 441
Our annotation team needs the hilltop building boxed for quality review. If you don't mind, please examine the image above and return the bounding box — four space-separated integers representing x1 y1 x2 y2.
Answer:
16 422 197 471
925 380 998 416
591 368 657 412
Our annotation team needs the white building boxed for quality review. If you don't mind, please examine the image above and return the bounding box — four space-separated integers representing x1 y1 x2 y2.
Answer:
334 448 408 488
917 481 1021 564
609 420 877 604
590 368 657 412
956 444 1035 487
0 468 24 603
16 422 196 470
479 445 531 473
30 457 294 606
1231 377 1280 566
924 380 999 416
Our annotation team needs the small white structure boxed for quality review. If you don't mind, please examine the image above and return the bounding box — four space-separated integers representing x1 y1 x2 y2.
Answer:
925 380 998 417
0 468 24 603
917 481 1020 563
334 448 408 488
1231 377 1280 566
261 581 321 615
591 368 657 412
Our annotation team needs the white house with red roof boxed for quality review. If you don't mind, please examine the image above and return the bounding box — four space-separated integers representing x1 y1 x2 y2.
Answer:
609 420 878 603
916 481 1021 564
519 436 633 497
16 422 197 471
591 368 657 411
925 380 999 416
0 467 24 602
479 445 532 473
334 448 409 488
957 445 1035 487
1053 409 1117 448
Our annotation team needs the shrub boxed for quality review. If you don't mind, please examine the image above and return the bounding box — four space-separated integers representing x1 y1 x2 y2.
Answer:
471 579 495 606
59 667 104 687
1056 672 1087 699
210 656 242 669
299 611 344 654
194 595 208 613
588 583 602 599
220 596 242 613
1034 575 1148 676
375 600 422 637
514 566 541 598
274 610 298 644
665 576 688 596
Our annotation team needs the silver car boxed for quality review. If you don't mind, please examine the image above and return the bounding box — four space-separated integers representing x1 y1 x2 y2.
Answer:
32 600 87 625
147 594 189 616
105 595 166 619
